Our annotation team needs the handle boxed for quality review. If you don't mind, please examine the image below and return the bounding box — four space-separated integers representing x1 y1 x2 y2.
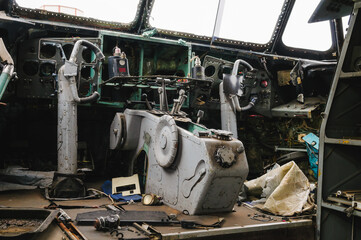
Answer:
231 59 254 76
67 39 104 103
69 39 104 64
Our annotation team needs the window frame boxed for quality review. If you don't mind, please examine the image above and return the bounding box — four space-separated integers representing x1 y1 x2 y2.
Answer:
146 0 336 58
11 0 143 32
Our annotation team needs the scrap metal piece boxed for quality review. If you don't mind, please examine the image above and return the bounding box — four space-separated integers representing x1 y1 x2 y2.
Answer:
76 210 172 226
132 222 162 240
211 129 233 141
58 209 88 240
328 190 361 212
250 213 275 222
180 218 224 229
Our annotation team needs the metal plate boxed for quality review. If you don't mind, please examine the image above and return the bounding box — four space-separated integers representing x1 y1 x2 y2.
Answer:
271 97 323 118
0 208 58 237
76 210 172 226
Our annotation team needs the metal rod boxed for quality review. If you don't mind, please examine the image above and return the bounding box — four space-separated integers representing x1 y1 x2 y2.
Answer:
56 218 79 240
274 146 307 152
139 45 144 76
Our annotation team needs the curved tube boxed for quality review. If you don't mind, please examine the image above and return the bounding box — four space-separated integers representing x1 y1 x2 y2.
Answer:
78 92 100 103
0 65 14 100
69 76 99 103
69 39 105 63
231 94 258 112
0 38 15 100
0 38 14 64
231 59 254 76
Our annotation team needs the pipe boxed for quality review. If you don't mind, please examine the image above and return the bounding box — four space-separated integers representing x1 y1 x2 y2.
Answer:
68 76 99 103
0 38 14 65
69 39 104 64
0 38 14 101
56 218 80 240
231 95 258 112
220 82 238 138
231 59 254 76
0 64 14 100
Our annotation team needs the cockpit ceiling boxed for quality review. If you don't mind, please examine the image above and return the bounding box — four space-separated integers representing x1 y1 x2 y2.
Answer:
309 0 354 23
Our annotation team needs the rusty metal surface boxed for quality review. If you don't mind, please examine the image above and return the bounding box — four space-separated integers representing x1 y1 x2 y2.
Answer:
0 208 58 238
0 218 43 235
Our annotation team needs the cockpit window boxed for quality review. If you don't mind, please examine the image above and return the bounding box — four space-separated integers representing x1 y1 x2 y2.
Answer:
150 0 284 44
342 15 350 37
15 0 139 23
150 0 219 37
282 0 332 51
217 0 285 44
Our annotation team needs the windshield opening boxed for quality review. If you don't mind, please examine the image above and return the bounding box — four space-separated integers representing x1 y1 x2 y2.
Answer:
217 0 285 44
150 0 218 37
15 0 140 23
282 0 332 51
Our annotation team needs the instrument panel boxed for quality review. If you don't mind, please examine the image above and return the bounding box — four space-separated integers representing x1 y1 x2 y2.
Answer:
16 38 101 99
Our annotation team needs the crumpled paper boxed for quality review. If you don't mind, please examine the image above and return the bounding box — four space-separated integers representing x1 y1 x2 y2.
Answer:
245 161 314 216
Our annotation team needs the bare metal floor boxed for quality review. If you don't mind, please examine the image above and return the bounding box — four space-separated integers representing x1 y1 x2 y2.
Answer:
0 187 315 240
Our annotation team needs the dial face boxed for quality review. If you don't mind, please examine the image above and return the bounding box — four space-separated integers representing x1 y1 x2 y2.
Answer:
119 60 126 66
143 194 154 205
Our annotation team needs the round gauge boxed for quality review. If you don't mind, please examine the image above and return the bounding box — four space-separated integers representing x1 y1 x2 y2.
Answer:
39 62 55 77
142 194 155 205
205 65 215 77
119 60 126 66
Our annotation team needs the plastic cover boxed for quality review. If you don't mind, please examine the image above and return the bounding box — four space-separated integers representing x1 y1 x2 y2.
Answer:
245 161 314 216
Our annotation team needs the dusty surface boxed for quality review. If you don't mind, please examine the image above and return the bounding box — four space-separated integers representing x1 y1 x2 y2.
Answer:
0 186 315 240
